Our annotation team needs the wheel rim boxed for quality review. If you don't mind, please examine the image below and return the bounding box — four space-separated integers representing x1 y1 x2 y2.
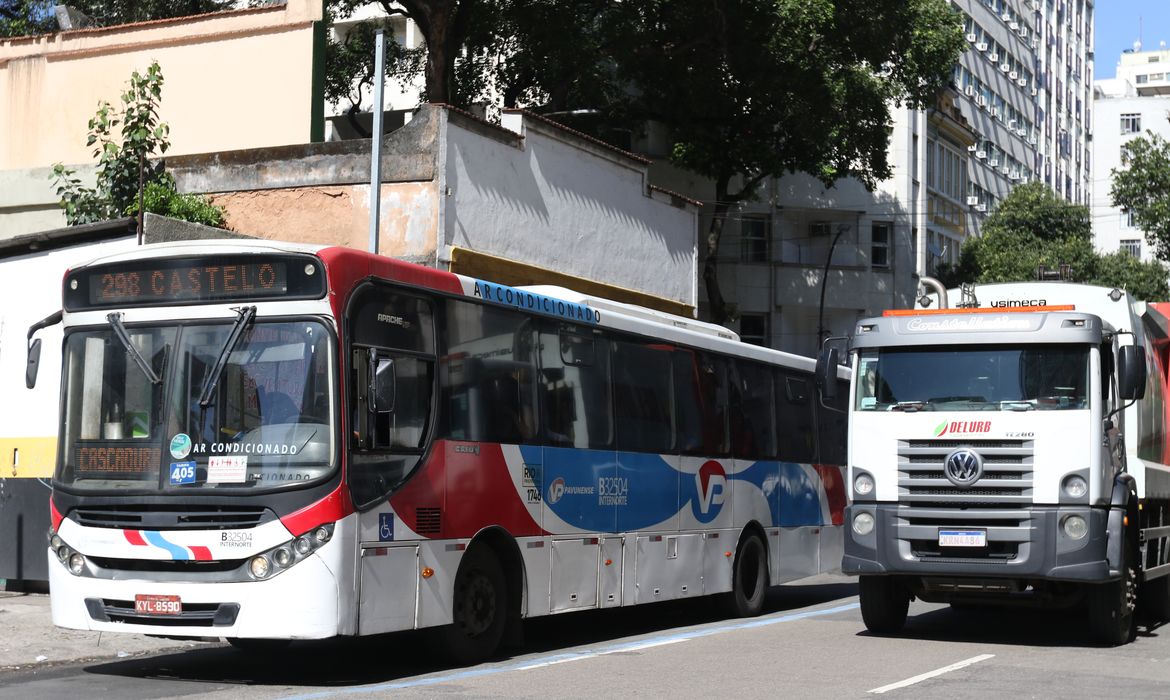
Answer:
455 569 497 637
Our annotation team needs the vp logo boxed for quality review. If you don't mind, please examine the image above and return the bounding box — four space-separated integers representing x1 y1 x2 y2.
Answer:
547 477 566 505
693 461 727 523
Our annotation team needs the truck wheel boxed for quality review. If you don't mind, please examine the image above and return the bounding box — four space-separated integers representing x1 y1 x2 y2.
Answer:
723 533 768 618
1087 540 1137 646
859 575 909 634
440 546 508 664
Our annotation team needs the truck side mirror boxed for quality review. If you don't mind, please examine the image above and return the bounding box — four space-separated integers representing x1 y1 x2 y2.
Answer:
816 347 840 401
1118 345 1146 401
369 351 396 413
26 338 42 389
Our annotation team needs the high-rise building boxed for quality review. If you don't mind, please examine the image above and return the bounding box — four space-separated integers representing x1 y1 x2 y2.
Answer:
1092 43 1170 262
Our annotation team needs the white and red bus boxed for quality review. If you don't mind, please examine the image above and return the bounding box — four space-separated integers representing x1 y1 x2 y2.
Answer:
38 239 848 661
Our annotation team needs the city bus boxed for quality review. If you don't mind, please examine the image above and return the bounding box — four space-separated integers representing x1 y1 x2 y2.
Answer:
37 239 848 661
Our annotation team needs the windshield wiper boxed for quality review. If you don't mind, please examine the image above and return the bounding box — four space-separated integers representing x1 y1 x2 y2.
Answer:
198 306 256 408
1001 400 1035 411
107 313 160 385
888 400 929 412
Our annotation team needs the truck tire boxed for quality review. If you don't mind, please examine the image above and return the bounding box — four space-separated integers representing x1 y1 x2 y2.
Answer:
1087 539 1137 646
859 575 909 634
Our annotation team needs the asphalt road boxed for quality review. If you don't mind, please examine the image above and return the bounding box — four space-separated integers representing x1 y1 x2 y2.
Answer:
4 574 1170 699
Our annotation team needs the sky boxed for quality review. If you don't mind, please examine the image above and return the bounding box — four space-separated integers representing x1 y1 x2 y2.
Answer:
1094 0 1170 79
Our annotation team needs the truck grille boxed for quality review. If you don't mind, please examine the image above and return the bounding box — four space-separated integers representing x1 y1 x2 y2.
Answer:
895 438 1034 563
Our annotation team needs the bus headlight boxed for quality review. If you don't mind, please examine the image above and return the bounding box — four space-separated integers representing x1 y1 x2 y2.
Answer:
249 555 271 579
1062 515 1089 540
853 512 875 536
68 553 86 575
1062 475 1088 500
853 473 875 497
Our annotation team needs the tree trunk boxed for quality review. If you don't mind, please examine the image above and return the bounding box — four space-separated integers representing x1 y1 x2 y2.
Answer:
397 0 474 105
703 175 732 325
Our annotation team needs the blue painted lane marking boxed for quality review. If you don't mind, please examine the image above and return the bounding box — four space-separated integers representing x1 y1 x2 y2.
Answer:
280 601 860 700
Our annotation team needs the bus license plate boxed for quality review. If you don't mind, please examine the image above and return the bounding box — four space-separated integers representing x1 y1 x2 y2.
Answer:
135 594 182 616
938 530 987 547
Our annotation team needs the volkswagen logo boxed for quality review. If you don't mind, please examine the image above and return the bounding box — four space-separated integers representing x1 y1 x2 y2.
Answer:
944 448 984 487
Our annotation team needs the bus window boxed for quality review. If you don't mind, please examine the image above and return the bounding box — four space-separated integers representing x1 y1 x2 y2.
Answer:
538 323 612 449
776 371 816 463
730 360 776 460
674 350 728 457
613 339 675 453
441 299 538 444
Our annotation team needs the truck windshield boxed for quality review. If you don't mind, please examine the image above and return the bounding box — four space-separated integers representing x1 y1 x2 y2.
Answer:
58 320 336 492
855 344 1090 412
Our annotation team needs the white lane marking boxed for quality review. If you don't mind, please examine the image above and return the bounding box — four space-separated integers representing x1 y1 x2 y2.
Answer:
868 653 995 694
514 638 688 671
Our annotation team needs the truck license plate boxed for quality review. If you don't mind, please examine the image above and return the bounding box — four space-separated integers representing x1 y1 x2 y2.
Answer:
135 594 182 615
938 530 987 547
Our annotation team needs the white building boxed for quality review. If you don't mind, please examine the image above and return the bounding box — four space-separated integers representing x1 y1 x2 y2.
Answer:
1092 42 1170 262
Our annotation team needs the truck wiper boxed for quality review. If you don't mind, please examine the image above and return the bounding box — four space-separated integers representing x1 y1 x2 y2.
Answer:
1000 400 1035 411
198 306 256 408
888 400 928 412
107 313 160 385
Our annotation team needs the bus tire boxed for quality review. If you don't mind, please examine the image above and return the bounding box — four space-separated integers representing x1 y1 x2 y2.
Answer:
724 532 768 617
1088 539 1137 646
859 575 909 634
441 546 508 664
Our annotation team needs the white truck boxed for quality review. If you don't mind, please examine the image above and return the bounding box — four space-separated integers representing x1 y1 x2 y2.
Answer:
818 281 1170 645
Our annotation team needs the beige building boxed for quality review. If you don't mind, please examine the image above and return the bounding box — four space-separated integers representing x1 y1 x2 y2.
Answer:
0 0 325 235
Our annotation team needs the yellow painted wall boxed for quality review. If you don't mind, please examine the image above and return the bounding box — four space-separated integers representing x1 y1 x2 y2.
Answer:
0 1 321 170
0 437 56 479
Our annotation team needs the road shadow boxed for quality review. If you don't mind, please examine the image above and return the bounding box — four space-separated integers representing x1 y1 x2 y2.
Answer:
82 578 859 688
860 601 1166 649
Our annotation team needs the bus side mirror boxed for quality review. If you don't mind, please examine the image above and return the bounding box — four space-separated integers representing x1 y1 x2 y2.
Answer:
816 347 840 401
26 338 42 389
369 352 396 413
1118 345 1146 401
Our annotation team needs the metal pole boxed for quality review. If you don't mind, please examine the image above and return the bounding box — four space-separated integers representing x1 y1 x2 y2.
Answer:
137 151 144 245
369 29 386 254
816 225 847 346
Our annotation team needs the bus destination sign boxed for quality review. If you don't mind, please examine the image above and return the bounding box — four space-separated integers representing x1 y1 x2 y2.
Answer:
65 255 326 310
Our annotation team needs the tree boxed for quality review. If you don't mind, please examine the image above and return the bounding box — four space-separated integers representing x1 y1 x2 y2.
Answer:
938 182 1168 302
50 61 225 228
1111 131 1170 263
0 0 55 37
604 0 966 323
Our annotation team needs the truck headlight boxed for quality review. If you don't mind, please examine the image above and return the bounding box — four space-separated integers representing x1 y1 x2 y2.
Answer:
1062 514 1088 540
853 512 875 536
1062 475 1088 499
853 473 875 497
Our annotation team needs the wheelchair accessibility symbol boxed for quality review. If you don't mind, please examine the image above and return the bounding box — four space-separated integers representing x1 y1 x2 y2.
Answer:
378 513 394 542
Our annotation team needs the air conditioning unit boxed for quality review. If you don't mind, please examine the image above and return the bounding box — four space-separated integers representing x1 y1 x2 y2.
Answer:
1028 136 1038 145
1008 119 1017 128
976 95 987 108
1031 87 1038 97
967 196 980 206
1010 71 1019 80
1010 21 1019 31
1018 128 1028 138
964 84 975 96
976 150 987 160
966 33 978 43
1001 12 1011 21
976 42 988 52
989 158 1000 167
967 143 978 152
991 107 1001 119
976 203 987 213
989 52 1000 63
1018 77 1028 87
1000 62 1011 73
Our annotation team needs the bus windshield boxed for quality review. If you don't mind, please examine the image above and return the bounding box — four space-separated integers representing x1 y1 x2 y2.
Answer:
855 344 1091 412
58 320 336 492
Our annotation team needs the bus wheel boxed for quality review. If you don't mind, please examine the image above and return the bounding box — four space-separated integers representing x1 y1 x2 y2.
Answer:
441 546 507 664
1088 540 1137 646
858 575 909 634
724 533 768 617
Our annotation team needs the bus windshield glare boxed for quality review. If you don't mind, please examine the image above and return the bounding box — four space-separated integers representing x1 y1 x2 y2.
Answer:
58 320 337 491
855 344 1091 412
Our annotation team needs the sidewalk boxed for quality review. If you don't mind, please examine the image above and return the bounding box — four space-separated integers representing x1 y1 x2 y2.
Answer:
0 590 213 671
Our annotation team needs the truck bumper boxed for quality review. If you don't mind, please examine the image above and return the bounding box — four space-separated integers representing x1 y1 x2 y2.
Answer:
842 503 1112 583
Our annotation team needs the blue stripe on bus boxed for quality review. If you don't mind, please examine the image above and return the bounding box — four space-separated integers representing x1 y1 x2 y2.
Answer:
144 531 190 560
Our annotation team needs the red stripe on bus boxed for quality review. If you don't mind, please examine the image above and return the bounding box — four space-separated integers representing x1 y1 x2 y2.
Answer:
189 546 212 561
124 530 147 546
280 483 355 537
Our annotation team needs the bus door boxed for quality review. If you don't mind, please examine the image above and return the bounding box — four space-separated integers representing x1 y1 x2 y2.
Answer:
537 322 616 612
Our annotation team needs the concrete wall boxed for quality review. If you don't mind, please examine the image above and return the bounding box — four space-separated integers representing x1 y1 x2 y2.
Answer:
0 0 322 236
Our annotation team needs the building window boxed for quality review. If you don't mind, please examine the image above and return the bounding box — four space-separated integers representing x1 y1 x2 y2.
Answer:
809 221 833 237
1136 74 1149 85
738 314 768 347
1122 209 1138 228
1121 114 1141 134
739 215 770 263
1120 239 1142 258
871 222 892 268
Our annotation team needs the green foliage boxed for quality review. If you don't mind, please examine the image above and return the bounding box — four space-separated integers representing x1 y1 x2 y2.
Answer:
0 0 56 37
1110 132 1170 263
938 182 1170 302
50 61 224 228
126 175 225 228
